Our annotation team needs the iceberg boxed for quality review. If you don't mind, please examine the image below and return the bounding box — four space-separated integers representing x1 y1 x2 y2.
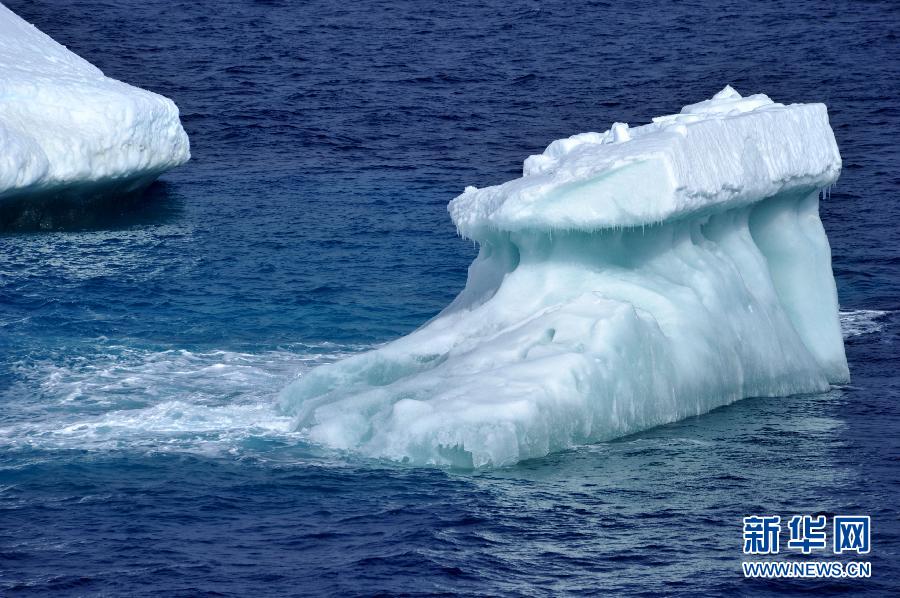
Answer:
280 86 849 468
0 4 189 212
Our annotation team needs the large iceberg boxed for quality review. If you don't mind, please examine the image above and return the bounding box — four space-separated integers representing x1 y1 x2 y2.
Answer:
0 4 189 209
281 86 849 468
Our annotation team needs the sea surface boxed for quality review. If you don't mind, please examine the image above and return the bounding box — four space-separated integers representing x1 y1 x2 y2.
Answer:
1 0 899 595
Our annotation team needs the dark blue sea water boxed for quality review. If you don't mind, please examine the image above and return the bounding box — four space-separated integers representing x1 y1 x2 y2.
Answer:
1 0 899 595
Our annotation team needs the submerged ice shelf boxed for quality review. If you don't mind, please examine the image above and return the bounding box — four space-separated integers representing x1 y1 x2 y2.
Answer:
281 87 849 468
0 3 189 205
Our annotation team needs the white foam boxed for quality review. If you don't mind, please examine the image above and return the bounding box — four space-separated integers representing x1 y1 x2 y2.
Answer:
0 345 359 455
840 309 889 338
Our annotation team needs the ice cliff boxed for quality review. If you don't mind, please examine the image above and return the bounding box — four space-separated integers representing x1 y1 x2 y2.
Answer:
0 3 189 204
281 86 849 468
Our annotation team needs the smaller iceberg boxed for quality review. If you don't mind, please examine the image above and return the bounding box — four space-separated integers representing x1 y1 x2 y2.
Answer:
281 86 849 468
0 4 189 220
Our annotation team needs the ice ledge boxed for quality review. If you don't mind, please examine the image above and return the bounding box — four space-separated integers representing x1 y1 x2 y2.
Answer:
0 3 190 203
450 87 841 238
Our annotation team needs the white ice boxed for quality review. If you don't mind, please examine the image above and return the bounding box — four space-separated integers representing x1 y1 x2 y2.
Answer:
281 86 849 468
0 3 189 201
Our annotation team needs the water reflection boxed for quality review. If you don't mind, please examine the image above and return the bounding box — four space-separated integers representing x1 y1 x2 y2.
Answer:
0 180 182 232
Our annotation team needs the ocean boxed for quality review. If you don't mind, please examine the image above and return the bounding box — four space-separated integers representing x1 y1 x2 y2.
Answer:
1 0 898 595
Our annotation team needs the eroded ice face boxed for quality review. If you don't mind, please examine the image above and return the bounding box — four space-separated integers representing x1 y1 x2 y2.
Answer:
280 88 848 468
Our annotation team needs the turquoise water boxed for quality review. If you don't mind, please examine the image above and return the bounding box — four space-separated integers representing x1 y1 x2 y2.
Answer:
1 0 898 594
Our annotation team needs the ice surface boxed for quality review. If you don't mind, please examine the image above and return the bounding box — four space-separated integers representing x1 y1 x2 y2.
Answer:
0 4 189 202
454 85 841 235
281 87 849 467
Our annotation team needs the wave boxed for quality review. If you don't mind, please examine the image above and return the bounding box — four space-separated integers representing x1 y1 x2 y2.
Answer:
839 309 890 338
0 345 358 456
